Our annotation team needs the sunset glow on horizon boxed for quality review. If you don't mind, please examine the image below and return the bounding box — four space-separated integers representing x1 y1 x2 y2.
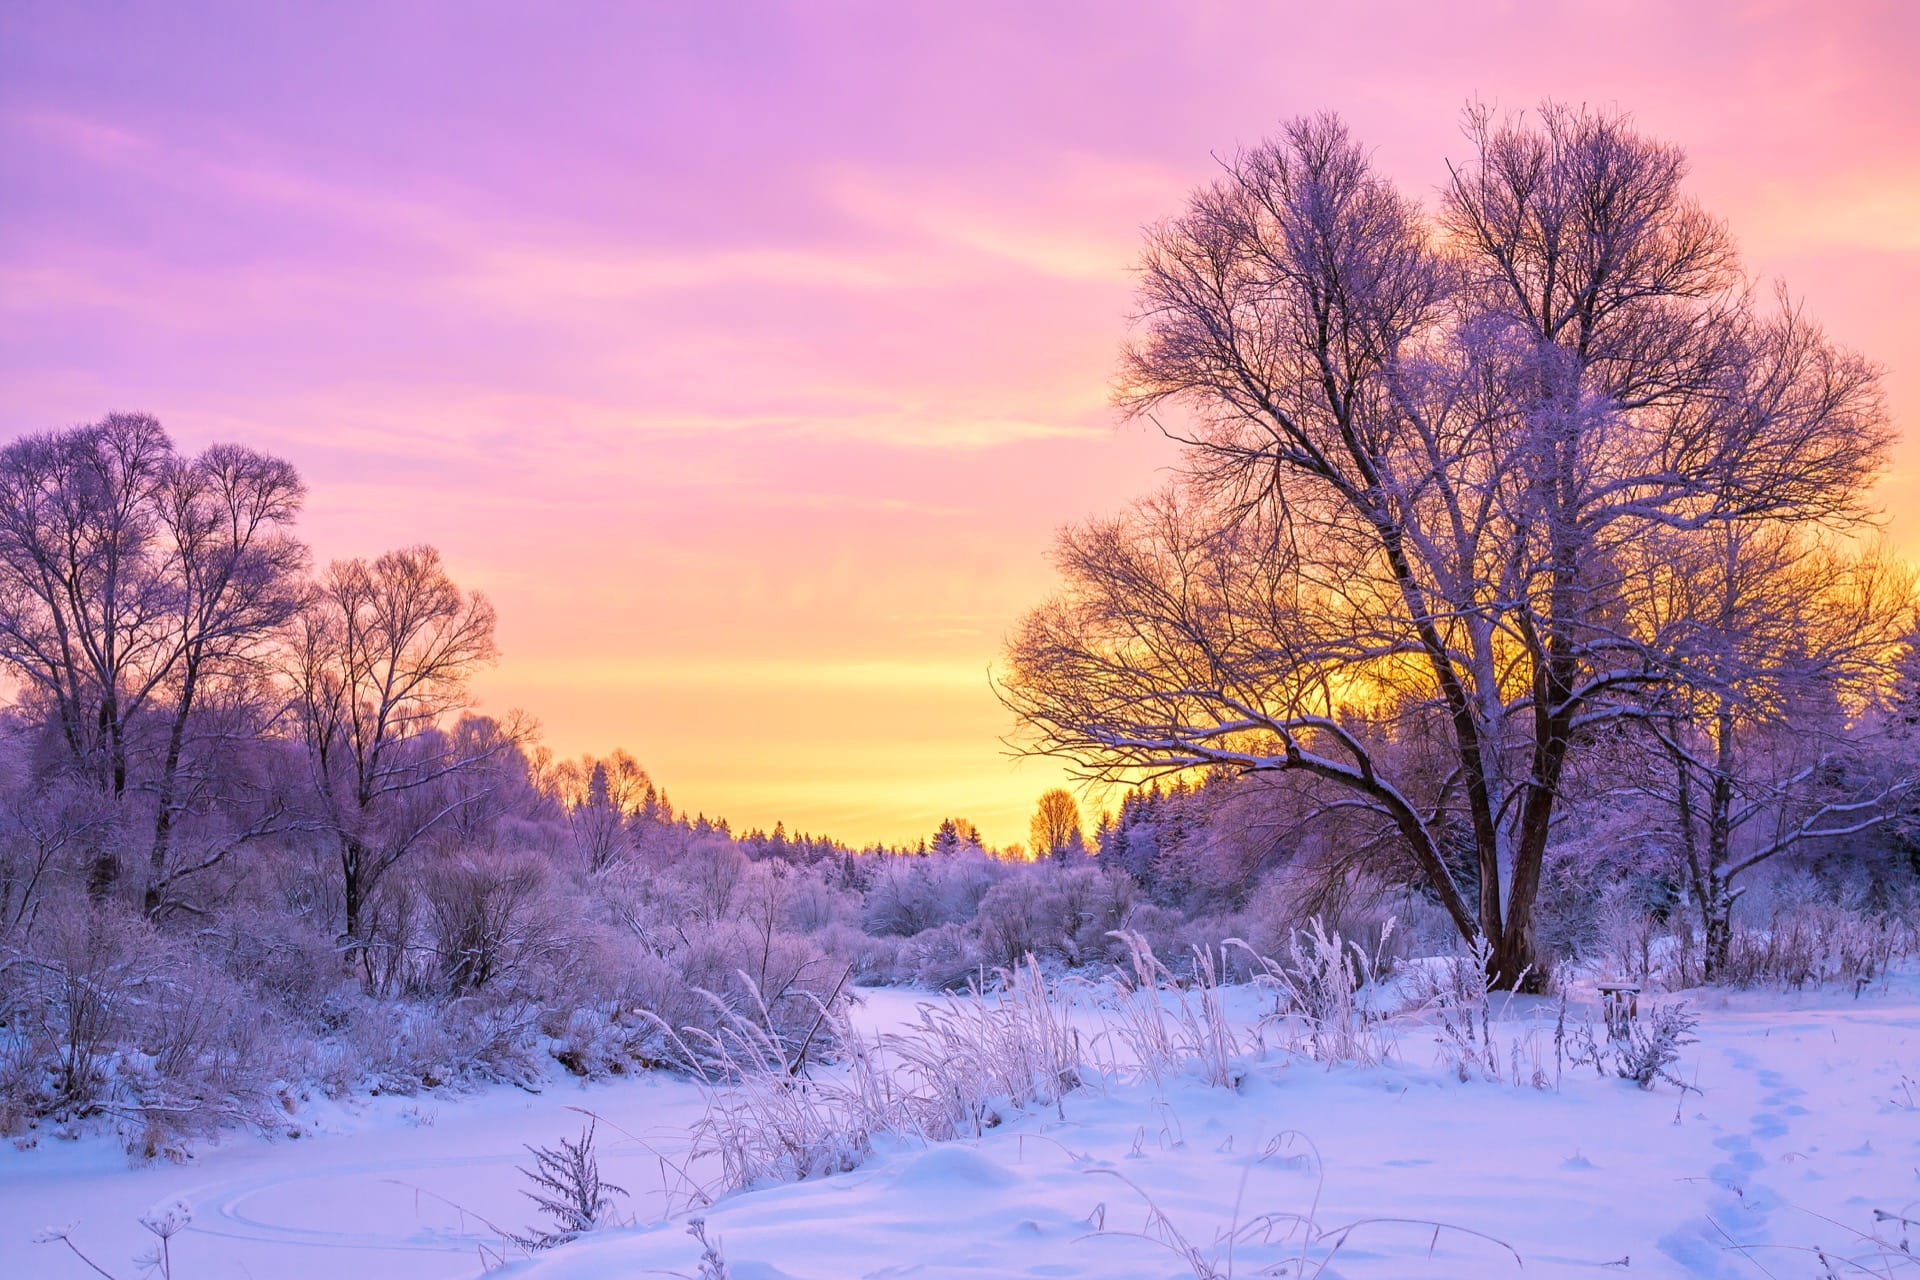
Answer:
5 1 1918 848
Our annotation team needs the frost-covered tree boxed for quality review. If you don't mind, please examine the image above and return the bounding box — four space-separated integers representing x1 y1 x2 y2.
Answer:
143 443 308 915
546 749 658 873
1637 528 1916 974
1003 105 1890 987
285 545 507 962
0 415 308 903
930 817 983 857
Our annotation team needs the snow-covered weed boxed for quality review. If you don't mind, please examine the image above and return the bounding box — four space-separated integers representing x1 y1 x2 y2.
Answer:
1106 932 1241 1088
1720 902 1914 991
35 1197 192 1279
649 970 882 1189
1405 936 1560 1088
1086 1130 1522 1277
1719 1200 1920 1277
1567 998 1699 1091
677 959 1086 1192
512 1121 628 1250
885 956 1087 1134
687 1217 731 1279
1231 918 1395 1068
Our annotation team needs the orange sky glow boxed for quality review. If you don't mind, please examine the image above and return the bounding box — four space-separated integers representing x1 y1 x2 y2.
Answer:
3 2 1917 848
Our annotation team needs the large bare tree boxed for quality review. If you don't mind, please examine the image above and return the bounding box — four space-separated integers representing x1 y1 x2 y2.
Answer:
0 416 309 903
1001 107 1889 986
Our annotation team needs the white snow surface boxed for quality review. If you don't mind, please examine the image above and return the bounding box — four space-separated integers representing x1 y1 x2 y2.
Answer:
4 979 1917 1279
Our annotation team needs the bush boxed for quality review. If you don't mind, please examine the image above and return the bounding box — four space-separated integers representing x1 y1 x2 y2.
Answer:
420 849 571 997
907 922 981 990
0 900 291 1155
861 853 1000 937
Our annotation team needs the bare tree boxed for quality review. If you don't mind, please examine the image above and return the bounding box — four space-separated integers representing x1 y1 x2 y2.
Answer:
0 415 176 895
1001 107 1889 986
547 749 657 873
1633 528 1915 974
0 417 309 908
143 444 308 915
432 714 547 853
1029 788 1084 863
285 545 508 962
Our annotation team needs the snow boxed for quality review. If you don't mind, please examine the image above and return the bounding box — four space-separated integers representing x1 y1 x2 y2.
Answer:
4 981 1918 1279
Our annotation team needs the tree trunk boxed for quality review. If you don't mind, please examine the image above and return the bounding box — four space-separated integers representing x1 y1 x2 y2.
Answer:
341 833 366 967
144 662 198 917
1704 902 1733 980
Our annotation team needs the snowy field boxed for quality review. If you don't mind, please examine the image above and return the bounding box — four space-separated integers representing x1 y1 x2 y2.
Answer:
5 977 1917 1280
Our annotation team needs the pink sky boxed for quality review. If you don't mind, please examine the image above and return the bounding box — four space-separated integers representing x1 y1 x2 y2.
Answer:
3 1 1917 848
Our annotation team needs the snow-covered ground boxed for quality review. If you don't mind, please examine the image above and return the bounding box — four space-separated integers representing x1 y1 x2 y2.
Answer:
5 979 1917 1279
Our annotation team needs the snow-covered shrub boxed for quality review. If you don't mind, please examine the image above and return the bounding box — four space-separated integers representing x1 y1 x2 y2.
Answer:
859 860 933 937
1614 1001 1698 1089
0 777 105 952
1715 893 1914 991
419 848 571 997
0 1029 36 1135
1570 999 1698 1091
439 995 546 1085
1061 865 1141 964
973 876 1063 968
676 839 753 927
907 921 983 990
119 961 285 1156
545 1003 653 1077
0 900 290 1154
26 902 153 1110
781 868 861 934
356 879 434 999
195 903 347 1027
1103 900 1187 964
1234 870 1410 980
327 993 548 1094
619 918 844 1070
812 921 902 984
978 862 1143 967
1594 880 1671 986
860 852 1000 937
340 1000 456 1092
